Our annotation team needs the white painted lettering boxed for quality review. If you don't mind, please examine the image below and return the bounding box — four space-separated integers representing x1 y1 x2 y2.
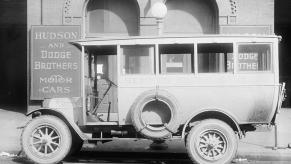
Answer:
34 32 78 40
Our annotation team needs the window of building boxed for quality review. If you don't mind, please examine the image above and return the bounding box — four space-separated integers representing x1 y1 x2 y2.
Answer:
164 0 218 34
159 44 194 74
198 43 233 73
86 0 139 36
238 44 272 72
121 45 154 75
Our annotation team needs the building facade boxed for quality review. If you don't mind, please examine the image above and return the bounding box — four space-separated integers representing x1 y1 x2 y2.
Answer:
27 0 275 109
28 0 274 37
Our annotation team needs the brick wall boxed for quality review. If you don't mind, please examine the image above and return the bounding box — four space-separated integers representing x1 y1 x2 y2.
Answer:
27 0 274 35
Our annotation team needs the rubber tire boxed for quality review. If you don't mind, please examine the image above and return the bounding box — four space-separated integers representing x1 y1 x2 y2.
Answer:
21 115 72 164
186 119 238 164
131 90 179 140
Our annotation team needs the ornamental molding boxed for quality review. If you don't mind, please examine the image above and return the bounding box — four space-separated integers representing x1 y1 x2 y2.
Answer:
216 0 238 16
62 0 238 24
63 0 85 24
63 0 72 16
229 0 238 15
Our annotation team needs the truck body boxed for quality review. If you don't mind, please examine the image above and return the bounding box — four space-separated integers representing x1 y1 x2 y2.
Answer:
23 35 285 164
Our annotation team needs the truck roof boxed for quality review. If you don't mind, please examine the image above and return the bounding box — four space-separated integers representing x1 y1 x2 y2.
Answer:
72 34 281 46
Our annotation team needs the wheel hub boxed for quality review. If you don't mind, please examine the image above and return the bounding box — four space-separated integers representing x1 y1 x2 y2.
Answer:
197 130 227 161
30 125 61 156
41 139 47 144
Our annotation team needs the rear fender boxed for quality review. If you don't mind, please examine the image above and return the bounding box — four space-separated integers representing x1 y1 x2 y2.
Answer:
181 109 242 139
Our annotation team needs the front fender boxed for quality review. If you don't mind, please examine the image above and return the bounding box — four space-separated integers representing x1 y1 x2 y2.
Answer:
27 108 87 140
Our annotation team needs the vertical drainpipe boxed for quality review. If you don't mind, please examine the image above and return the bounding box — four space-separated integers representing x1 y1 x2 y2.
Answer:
157 18 163 36
40 0 43 25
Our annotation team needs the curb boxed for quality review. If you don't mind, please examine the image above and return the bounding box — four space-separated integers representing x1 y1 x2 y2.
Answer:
237 149 291 161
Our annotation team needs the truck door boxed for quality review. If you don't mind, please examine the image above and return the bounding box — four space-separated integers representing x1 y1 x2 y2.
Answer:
86 46 118 122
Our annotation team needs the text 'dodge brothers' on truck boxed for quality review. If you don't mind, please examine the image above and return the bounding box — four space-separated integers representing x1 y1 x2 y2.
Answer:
23 32 285 164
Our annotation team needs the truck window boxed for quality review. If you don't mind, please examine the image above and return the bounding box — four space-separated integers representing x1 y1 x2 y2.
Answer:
238 44 272 72
87 45 117 79
159 44 193 74
198 43 233 73
121 45 154 74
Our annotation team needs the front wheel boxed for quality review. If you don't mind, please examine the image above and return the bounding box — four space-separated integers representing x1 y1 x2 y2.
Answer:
186 119 238 164
21 115 72 164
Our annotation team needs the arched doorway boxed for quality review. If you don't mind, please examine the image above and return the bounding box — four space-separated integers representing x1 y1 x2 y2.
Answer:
85 0 139 36
164 0 218 34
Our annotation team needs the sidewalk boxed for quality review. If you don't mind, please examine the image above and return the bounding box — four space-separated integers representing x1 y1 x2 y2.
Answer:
237 108 291 161
0 109 28 155
0 108 291 161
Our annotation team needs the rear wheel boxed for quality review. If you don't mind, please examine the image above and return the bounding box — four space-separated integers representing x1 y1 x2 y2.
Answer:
186 119 238 164
21 115 72 164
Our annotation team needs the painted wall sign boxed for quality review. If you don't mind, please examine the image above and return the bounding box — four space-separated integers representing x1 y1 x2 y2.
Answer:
31 26 81 100
227 53 259 71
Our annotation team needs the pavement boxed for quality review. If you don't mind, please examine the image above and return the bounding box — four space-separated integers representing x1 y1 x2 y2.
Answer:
0 109 29 155
0 108 291 162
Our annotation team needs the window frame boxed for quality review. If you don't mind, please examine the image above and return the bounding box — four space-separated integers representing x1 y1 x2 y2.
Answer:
235 42 273 74
158 43 195 75
117 39 275 77
196 42 235 74
119 44 156 76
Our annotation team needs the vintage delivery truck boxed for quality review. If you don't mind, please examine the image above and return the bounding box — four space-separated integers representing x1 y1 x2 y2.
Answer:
22 28 285 164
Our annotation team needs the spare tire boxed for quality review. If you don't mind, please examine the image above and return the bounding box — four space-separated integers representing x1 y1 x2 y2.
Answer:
130 90 179 140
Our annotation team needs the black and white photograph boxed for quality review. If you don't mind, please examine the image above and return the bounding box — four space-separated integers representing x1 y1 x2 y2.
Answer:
1 0 291 163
